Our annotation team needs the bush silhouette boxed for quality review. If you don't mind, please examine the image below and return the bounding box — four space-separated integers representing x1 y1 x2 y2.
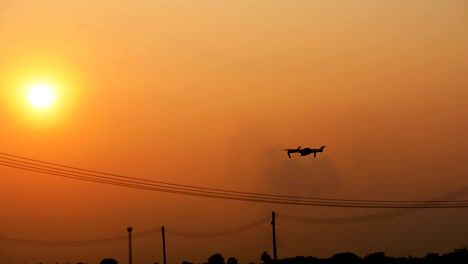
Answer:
208 253 225 264
100 258 118 264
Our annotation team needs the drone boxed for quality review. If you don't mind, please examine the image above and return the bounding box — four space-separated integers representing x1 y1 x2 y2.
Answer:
282 146 326 158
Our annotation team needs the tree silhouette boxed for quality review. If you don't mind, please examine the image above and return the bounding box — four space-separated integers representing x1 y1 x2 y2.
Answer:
423 252 439 264
208 253 225 264
441 247 468 263
227 257 238 264
261 252 273 264
277 255 318 264
364 252 388 264
331 252 361 264
100 258 118 264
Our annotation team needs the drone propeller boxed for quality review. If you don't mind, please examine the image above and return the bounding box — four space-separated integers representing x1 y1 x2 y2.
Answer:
282 146 302 151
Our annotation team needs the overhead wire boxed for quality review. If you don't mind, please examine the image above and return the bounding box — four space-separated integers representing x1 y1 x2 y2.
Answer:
277 186 468 224
1 152 468 208
0 227 162 246
2 152 468 246
2 152 466 204
2 159 468 208
0 216 272 246
165 215 271 238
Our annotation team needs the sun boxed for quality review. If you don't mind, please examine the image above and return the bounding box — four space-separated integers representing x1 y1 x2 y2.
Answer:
27 84 56 109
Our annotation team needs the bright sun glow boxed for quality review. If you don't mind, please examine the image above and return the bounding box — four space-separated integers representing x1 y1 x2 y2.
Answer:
27 84 56 109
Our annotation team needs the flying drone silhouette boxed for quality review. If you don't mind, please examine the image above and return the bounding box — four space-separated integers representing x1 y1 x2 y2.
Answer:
282 146 326 158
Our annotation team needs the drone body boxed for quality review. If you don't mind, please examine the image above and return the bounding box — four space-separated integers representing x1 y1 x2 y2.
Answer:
282 146 326 158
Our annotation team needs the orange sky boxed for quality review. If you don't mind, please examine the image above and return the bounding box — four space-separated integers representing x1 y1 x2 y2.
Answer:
1 1 468 264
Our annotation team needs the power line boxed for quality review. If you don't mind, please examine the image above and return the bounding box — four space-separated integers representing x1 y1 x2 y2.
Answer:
1 152 468 208
1 183 467 246
277 186 468 224
165 215 271 238
2 159 468 208
3 152 466 203
0 216 270 246
0 227 161 246
276 198 468 225
1 153 466 248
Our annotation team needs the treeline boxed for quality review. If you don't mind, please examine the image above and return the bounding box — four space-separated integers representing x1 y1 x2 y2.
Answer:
183 248 468 264
262 248 468 264
36 247 468 264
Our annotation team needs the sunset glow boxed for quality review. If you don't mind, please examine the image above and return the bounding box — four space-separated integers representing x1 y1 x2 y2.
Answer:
1 1 467 264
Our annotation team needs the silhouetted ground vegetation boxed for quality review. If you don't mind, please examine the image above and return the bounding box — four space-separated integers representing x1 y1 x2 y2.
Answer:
26 248 468 264
177 249 464 264
254 247 468 264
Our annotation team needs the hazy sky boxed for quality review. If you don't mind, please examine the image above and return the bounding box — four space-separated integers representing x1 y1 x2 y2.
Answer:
1 1 467 264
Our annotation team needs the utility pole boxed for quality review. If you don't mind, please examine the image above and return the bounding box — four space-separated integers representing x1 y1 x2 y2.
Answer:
127 227 133 264
271 211 277 262
162 226 167 264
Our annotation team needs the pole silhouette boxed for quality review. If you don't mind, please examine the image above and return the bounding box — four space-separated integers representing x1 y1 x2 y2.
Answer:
162 226 167 264
272 211 277 262
127 227 133 264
